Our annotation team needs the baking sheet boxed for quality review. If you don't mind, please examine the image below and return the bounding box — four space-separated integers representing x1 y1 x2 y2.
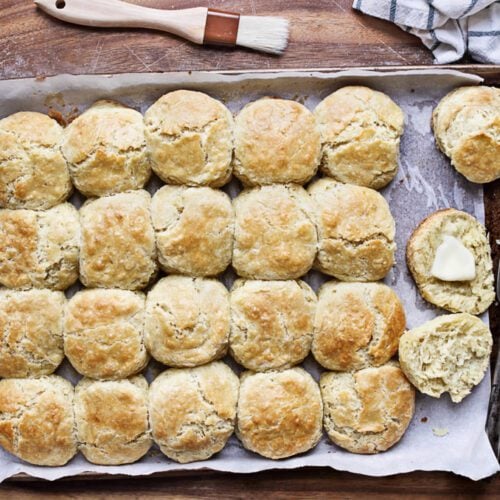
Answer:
0 69 498 482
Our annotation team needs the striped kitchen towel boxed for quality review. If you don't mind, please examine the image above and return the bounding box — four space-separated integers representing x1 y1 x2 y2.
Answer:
353 0 500 64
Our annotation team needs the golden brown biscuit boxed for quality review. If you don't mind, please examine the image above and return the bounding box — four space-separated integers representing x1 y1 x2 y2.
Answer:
151 186 233 277
0 376 77 466
433 86 500 183
0 112 72 209
229 280 316 371
312 281 405 371
314 86 404 189
145 276 230 367
62 100 151 197
75 376 152 465
64 289 148 380
149 362 239 463
0 289 65 378
233 98 321 185
320 362 415 454
399 313 492 403
0 203 80 290
79 190 157 290
308 178 395 281
236 368 323 459
144 90 233 187
406 209 494 315
233 185 317 280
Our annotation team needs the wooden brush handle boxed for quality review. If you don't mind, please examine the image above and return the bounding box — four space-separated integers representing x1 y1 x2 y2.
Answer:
34 0 208 43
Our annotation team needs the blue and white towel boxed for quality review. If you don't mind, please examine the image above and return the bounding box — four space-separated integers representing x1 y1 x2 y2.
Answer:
353 0 500 64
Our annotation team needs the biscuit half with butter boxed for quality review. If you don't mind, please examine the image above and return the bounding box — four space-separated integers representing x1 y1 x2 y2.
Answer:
406 208 494 315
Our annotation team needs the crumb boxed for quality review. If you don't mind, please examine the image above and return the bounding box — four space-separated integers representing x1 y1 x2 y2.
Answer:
35 75 46 82
432 427 449 437
421 417 428 423
48 108 66 127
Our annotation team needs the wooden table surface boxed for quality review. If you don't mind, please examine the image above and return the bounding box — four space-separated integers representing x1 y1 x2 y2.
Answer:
0 0 499 497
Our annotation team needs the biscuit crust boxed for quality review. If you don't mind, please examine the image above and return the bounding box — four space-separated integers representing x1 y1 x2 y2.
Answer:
0 112 72 209
79 190 157 290
149 362 239 463
145 276 230 367
144 90 234 187
62 100 151 197
308 178 395 281
151 186 233 277
399 313 492 403
234 98 321 185
320 362 415 454
229 280 316 371
314 86 404 189
0 376 77 466
233 185 317 280
236 368 323 459
64 289 148 380
312 282 405 371
406 208 494 314
0 289 65 378
0 203 80 290
432 86 500 183
75 376 152 465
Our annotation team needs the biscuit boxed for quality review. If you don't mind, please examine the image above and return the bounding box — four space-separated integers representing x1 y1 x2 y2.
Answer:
0 112 72 209
75 376 152 465
406 208 494 315
432 86 500 183
399 313 492 403
314 86 404 189
320 362 415 454
0 376 77 466
229 280 316 371
236 368 323 459
144 90 233 187
308 178 395 281
64 289 148 380
233 98 321 185
151 186 233 277
62 100 151 197
0 289 65 378
80 190 157 290
233 185 317 280
145 276 230 367
0 203 80 290
149 362 239 463
312 281 405 371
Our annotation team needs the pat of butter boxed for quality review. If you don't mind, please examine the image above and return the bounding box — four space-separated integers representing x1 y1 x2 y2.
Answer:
431 235 476 281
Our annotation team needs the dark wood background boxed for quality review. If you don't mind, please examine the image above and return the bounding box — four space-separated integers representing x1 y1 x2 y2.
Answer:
0 0 499 497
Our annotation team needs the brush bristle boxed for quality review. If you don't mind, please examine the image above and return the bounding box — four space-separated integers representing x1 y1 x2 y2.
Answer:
236 16 289 55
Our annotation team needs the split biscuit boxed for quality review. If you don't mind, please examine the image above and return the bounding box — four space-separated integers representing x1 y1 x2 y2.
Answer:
406 208 494 315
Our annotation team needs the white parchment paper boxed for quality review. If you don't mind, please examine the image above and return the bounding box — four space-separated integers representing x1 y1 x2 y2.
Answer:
0 69 498 482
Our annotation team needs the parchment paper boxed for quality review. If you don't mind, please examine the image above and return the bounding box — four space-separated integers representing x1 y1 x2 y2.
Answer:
0 69 498 482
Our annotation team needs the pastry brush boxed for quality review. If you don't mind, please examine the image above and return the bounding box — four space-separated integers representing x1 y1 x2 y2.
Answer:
34 0 289 55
